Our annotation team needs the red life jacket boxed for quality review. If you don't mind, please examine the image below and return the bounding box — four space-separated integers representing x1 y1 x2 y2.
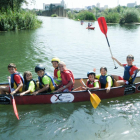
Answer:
86 79 100 88
54 68 58 78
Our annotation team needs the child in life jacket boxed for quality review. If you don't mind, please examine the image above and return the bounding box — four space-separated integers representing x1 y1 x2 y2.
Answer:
53 61 75 93
94 67 114 93
32 64 56 95
0 63 24 95
73 71 100 91
51 57 62 86
112 54 140 86
20 71 36 96
84 71 100 90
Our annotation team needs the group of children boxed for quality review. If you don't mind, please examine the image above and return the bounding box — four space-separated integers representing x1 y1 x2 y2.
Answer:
0 54 139 96
0 58 75 96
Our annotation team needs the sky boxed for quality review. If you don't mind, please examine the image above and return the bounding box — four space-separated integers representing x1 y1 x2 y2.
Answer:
23 0 140 9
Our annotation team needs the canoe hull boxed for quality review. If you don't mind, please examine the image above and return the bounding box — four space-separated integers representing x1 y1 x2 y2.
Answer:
0 82 140 105
86 26 95 30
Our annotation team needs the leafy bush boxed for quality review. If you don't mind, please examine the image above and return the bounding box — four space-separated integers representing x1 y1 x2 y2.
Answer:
67 11 74 19
75 11 96 20
51 14 58 17
104 12 120 23
0 10 42 31
120 9 140 24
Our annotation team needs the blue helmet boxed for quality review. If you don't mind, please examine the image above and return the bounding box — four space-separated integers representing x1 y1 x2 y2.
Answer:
35 64 45 73
87 71 95 77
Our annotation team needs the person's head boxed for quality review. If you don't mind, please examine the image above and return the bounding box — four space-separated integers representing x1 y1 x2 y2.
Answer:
126 54 134 66
87 71 96 82
24 71 32 82
51 57 60 69
58 61 66 72
100 67 107 76
35 64 45 77
7 63 17 74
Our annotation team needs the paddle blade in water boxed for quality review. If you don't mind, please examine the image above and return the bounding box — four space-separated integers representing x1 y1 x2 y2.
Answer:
90 94 101 109
12 98 19 120
98 17 107 35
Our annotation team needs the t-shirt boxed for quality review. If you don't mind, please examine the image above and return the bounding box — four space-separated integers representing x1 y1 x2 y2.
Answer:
61 70 73 91
14 74 22 85
42 75 51 85
28 81 35 93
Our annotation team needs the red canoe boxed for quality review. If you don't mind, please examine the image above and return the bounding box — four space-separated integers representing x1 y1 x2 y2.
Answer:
0 77 140 105
86 26 95 30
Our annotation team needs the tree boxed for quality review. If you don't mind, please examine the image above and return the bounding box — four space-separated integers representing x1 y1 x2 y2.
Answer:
0 0 29 11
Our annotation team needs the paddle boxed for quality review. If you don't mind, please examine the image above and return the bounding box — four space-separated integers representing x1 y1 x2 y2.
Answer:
80 79 101 109
8 78 19 120
98 17 118 69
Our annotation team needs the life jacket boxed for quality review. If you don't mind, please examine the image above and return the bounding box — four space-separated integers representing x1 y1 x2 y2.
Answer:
11 72 24 92
86 80 100 88
61 70 75 91
38 72 56 92
99 75 114 88
123 65 138 84
24 79 37 92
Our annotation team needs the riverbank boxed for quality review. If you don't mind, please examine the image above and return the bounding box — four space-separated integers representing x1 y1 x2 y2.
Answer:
0 10 42 31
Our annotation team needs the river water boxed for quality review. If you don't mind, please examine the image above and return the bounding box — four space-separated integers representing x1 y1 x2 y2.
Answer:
0 16 140 140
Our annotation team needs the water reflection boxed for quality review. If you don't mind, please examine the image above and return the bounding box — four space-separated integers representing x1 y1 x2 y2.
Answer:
120 24 139 30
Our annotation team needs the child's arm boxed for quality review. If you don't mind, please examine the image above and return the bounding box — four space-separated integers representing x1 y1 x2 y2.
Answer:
112 57 123 67
54 79 73 93
20 90 30 96
10 82 23 95
106 76 112 93
137 68 140 71
32 84 49 95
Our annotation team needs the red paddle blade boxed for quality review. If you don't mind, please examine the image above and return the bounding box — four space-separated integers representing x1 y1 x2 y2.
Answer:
98 17 107 36
12 98 19 120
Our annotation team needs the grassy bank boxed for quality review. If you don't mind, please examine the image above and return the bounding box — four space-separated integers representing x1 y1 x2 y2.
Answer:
0 10 42 31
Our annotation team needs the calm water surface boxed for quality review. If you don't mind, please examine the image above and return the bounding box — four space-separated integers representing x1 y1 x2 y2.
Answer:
0 17 140 140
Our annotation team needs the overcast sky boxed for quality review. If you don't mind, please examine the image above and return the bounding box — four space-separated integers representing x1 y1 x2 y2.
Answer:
23 0 140 9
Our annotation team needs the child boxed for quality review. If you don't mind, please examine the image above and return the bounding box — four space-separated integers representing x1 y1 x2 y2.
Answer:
0 63 24 95
53 61 74 93
51 57 62 85
95 67 114 93
20 71 36 96
32 64 56 95
112 54 140 86
85 71 100 90
74 71 100 91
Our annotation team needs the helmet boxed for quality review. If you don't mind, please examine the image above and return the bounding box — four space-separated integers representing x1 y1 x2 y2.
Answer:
35 64 45 73
87 71 95 77
51 57 60 63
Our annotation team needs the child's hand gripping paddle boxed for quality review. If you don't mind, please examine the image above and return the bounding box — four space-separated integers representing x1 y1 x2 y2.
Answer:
80 79 101 109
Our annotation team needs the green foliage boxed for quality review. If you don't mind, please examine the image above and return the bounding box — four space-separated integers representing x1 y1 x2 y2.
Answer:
67 11 74 19
51 14 58 17
67 6 140 24
120 9 140 24
0 0 28 11
75 11 96 20
104 12 120 23
0 10 42 31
